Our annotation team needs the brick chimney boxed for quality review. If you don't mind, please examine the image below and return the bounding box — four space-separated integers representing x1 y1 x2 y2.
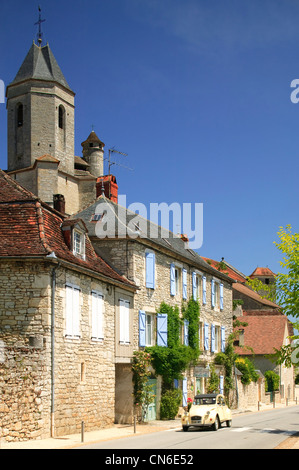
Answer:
96 175 118 203
53 194 65 214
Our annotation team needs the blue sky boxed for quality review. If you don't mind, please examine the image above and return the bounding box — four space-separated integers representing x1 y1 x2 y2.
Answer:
0 0 298 278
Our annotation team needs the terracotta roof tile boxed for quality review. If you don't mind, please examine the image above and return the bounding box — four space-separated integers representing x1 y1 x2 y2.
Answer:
201 257 247 283
0 169 136 289
234 315 291 355
249 267 276 277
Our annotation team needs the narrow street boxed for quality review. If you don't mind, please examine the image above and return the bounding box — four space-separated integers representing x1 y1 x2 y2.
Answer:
79 407 299 450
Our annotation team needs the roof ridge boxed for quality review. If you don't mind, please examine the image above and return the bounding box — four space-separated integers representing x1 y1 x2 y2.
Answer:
35 201 53 254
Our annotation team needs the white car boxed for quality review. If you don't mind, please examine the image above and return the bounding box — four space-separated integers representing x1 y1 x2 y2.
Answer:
181 393 232 431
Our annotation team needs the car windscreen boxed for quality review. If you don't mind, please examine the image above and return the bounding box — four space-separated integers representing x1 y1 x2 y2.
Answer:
194 397 216 405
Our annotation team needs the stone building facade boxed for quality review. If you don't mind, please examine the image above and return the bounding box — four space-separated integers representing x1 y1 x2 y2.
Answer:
0 170 136 441
73 197 234 422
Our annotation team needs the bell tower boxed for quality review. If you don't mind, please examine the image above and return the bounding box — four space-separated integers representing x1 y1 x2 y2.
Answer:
6 40 75 175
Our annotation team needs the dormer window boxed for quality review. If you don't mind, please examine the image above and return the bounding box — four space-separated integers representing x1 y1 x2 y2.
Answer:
73 229 85 258
61 219 87 261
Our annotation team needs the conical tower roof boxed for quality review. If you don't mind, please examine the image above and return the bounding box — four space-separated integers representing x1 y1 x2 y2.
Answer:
8 42 73 92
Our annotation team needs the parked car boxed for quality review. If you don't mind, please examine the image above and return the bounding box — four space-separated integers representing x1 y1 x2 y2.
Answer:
181 393 232 431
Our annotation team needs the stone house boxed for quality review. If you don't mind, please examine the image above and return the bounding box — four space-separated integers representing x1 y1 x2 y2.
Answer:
203 257 295 403
72 194 234 422
0 170 136 441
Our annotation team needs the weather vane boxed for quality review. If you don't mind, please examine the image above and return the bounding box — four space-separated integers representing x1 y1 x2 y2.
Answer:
35 6 46 46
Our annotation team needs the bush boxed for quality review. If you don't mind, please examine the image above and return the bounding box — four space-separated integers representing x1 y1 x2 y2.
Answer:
160 389 182 420
235 357 259 385
264 370 280 392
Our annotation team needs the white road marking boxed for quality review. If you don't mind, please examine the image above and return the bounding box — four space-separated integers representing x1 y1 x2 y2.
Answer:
231 427 252 432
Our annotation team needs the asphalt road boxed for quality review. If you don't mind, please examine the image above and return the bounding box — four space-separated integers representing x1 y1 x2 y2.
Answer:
79 406 299 450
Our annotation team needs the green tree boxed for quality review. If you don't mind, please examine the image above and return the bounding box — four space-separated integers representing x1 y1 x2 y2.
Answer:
271 225 299 366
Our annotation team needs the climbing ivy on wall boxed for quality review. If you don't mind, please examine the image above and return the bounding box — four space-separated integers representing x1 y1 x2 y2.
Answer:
147 299 200 391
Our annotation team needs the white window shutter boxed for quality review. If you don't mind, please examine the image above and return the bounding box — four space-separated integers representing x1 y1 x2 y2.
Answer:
92 292 103 339
72 287 80 337
119 300 130 344
65 285 73 336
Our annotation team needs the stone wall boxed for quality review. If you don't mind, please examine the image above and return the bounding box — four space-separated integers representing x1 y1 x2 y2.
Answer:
0 259 128 441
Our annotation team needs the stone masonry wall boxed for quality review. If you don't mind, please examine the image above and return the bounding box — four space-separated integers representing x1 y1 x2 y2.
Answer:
0 259 121 441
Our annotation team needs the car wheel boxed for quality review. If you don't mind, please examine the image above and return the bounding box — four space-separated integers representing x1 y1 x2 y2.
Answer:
212 416 220 431
183 425 189 432
226 420 232 427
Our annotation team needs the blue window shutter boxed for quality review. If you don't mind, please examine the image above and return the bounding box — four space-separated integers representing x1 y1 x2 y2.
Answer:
145 252 155 289
219 375 224 394
192 272 197 299
170 263 176 296
204 322 209 350
220 283 224 310
211 324 215 352
157 313 168 347
139 310 146 347
221 326 226 352
211 279 215 307
174 379 178 389
184 320 189 346
182 377 188 407
182 268 187 300
202 276 206 304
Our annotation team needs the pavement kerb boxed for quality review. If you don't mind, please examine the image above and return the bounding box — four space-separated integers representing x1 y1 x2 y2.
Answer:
1 402 298 449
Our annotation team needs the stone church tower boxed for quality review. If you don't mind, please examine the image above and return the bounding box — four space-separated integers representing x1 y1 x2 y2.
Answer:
6 40 105 215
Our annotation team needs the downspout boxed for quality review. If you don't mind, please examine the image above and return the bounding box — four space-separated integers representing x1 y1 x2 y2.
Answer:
48 253 59 438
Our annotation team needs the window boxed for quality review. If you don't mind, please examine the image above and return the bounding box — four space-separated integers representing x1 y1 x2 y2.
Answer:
17 103 23 127
212 280 221 309
145 313 155 346
65 285 80 338
171 263 181 296
73 229 85 259
58 105 65 129
91 291 103 340
192 272 202 301
119 299 130 344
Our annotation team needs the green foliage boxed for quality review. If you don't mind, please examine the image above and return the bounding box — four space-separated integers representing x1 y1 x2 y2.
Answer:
246 277 276 303
182 298 200 353
149 345 195 387
206 364 220 393
147 299 200 389
131 351 152 405
274 225 299 319
235 357 259 385
214 319 249 403
160 388 182 420
264 370 280 392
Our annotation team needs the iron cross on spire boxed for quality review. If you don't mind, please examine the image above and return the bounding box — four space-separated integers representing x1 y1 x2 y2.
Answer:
35 6 46 46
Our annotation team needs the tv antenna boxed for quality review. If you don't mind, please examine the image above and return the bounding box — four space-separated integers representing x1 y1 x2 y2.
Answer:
107 147 133 175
